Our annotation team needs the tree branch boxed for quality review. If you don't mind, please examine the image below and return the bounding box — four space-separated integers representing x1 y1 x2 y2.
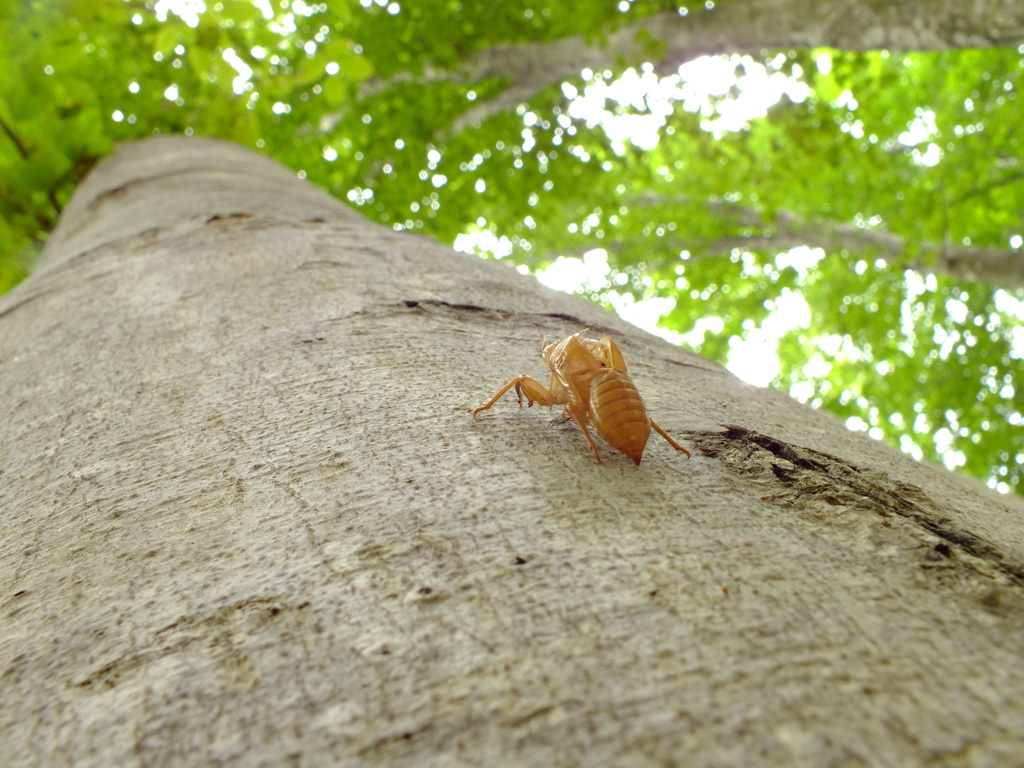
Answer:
0 112 29 159
576 198 1024 289
358 0 1024 135
711 211 1024 289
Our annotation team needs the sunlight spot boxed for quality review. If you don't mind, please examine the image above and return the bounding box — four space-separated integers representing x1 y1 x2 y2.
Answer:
775 246 824 278
725 289 809 386
933 428 967 470
900 108 938 146
899 435 924 461
994 290 1024 359
912 143 942 166
763 289 810 335
607 293 678 339
454 229 514 260
222 49 253 94
681 316 724 348
790 380 816 402
153 0 205 27
802 353 832 379
291 0 318 16
846 416 869 432
816 51 832 75
946 297 969 324
535 250 610 293
565 55 809 152
521 128 536 152
727 331 781 386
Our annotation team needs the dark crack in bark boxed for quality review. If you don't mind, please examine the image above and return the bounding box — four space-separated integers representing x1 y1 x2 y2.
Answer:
697 425 1024 587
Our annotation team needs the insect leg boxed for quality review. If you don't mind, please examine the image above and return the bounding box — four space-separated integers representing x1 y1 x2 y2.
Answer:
473 376 557 415
650 419 692 458
565 410 604 463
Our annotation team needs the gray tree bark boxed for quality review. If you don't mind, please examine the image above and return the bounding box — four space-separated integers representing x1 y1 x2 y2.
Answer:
2 136 1023 768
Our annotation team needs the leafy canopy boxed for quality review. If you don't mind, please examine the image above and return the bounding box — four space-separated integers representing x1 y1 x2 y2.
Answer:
1 0 1021 494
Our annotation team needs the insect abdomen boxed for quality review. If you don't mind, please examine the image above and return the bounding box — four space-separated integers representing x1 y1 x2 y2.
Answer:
589 370 650 464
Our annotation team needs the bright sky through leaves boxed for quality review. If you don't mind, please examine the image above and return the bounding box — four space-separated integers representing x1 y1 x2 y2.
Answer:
516 56 820 386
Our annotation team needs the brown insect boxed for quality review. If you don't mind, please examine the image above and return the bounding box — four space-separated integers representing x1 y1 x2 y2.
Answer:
472 330 691 464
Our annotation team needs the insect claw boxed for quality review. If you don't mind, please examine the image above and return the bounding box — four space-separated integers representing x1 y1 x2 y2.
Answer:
513 381 536 407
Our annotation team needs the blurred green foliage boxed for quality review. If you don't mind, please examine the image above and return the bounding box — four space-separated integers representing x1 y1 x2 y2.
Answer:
0 0 1021 494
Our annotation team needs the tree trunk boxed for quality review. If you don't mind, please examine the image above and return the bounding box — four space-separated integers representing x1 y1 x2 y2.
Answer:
2 136 1022 768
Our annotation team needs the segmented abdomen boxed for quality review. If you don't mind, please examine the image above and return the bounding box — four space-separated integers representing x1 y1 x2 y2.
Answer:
588 370 650 464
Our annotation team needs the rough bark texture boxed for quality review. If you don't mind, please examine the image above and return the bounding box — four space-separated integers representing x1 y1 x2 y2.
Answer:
2 136 1023 768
